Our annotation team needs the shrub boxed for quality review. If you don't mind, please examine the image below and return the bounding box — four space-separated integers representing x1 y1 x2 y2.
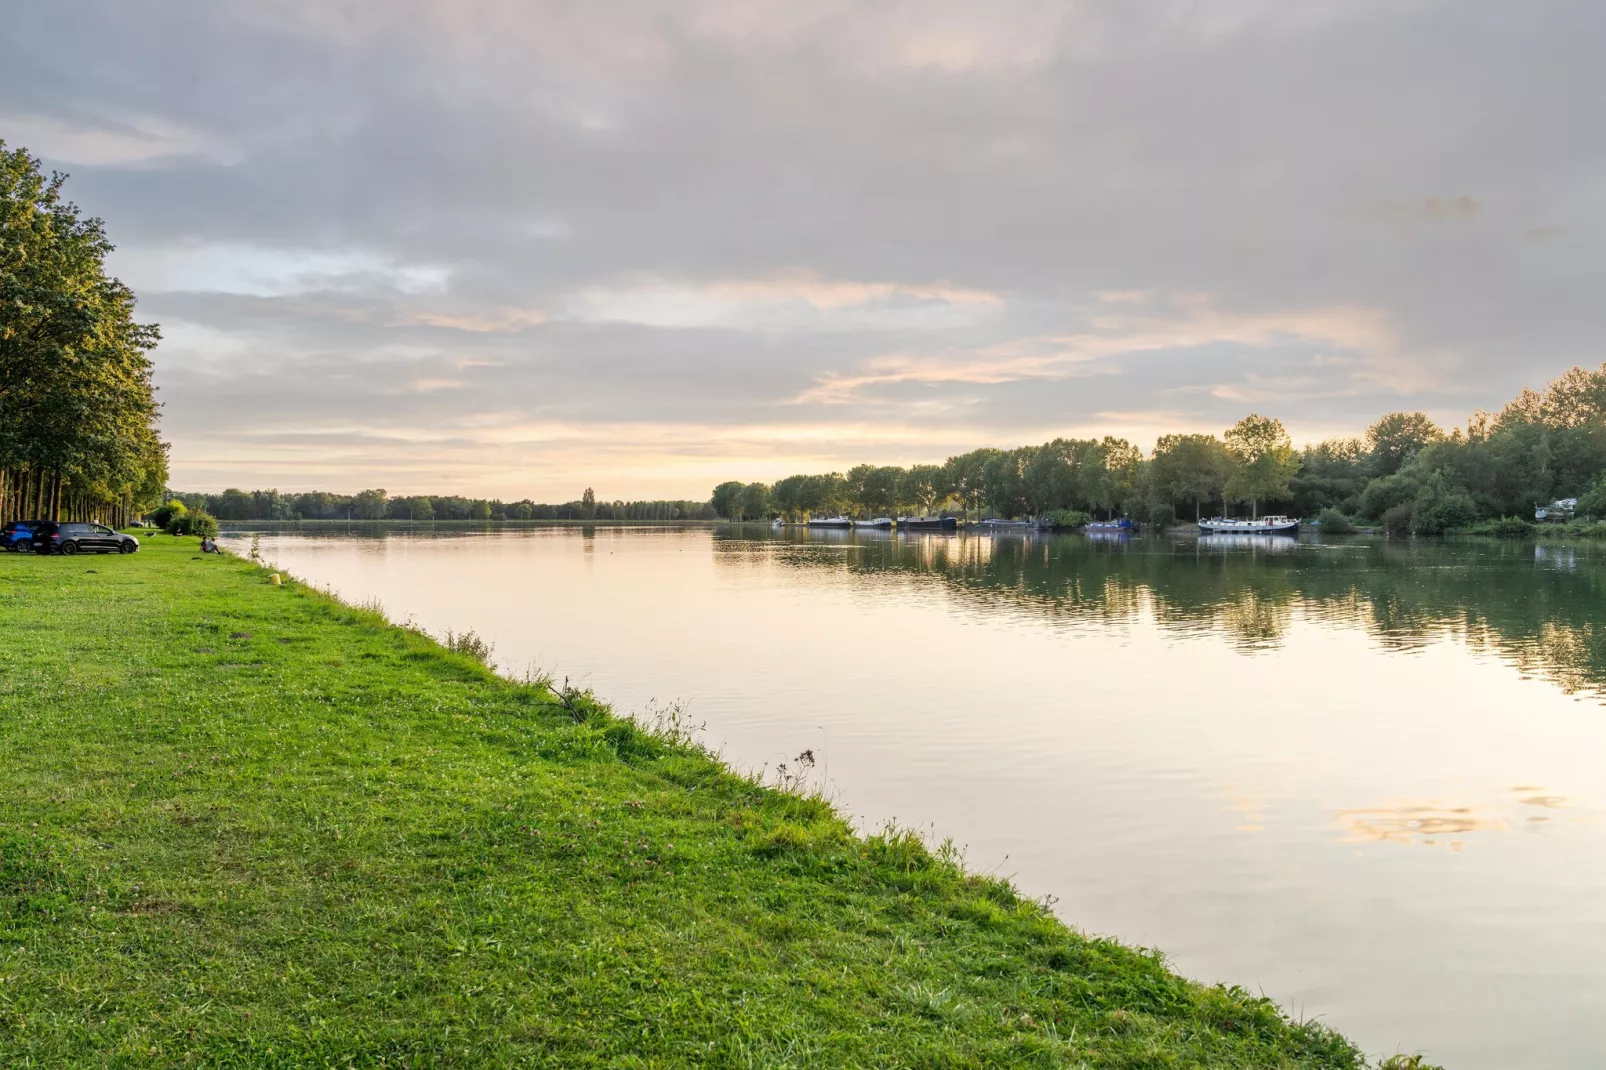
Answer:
1315 508 1356 534
1410 472 1479 535
1047 509 1092 530
148 499 186 530
165 509 218 538
1359 471 1421 520
1578 477 1606 520
1489 515 1535 538
1381 503 1413 537
442 627 494 666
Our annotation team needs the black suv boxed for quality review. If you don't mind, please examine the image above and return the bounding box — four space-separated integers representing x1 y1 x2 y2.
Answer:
30 522 140 555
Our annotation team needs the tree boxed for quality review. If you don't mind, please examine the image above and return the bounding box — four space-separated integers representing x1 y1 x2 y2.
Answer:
1 141 165 526
711 481 745 520
352 488 389 519
738 482 771 521
898 464 949 515
1366 412 1444 476
580 487 596 520
1223 415 1299 519
1150 434 1231 520
852 465 902 517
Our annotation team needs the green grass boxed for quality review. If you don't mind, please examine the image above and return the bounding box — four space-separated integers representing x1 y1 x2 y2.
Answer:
0 536 1405 1067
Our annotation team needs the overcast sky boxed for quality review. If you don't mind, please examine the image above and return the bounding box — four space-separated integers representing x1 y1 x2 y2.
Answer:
3 1 1601 498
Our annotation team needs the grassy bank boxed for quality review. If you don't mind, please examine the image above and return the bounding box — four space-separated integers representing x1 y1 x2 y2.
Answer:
0 537 1409 1067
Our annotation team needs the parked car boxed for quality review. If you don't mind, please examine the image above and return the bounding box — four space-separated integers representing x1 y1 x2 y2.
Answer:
2 520 42 552
29 522 140 555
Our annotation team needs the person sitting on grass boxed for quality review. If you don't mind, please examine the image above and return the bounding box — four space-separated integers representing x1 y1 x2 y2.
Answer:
200 537 222 554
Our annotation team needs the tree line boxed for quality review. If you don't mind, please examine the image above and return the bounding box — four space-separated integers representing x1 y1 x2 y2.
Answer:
0 143 166 527
712 364 1606 533
165 486 718 523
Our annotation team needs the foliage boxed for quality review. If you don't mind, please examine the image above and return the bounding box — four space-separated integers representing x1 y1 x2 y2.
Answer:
1382 503 1414 537
185 510 219 539
1224 414 1300 518
441 626 494 666
1359 471 1421 520
1366 412 1444 476
1491 515 1536 537
1578 477 1606 519
147 498 186 530
711 480 745 519
1409 472 1479 535
1315 508 1357 534
0 540 1376 1067
1292 438 1368 516
0 142 166 527
165 508 218 538
1151 433 1232 520
1046 508 1092 529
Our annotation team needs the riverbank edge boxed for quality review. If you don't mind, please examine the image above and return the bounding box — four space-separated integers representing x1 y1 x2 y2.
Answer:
0 535 1424 1065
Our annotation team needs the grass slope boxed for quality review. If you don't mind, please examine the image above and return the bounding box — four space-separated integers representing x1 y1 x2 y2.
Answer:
0 537 1389 1068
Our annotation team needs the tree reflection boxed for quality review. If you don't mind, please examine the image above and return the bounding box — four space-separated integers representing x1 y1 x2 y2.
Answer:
713 529 1606 698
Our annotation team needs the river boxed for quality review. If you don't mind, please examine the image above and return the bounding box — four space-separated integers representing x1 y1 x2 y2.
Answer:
231 524 1606 1067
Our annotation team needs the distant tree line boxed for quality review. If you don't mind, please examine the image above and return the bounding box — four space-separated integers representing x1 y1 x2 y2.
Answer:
164 485 717 523
713 364 1606 533
0 143 167 527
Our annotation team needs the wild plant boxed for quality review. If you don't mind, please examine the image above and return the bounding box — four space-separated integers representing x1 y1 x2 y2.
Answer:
441 627 494 667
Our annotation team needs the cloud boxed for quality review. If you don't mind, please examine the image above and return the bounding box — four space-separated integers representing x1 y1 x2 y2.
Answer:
2 0 1602 494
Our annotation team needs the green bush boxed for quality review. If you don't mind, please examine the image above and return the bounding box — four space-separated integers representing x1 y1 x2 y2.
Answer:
148 499 187 530
1578 478 1606 520
1410 472 1480 534
165 510 218 538
1381 502 1413 536
1489 515 1535 538
1047 509 1093 530
1315 508 1356 534
1359 471 1420 520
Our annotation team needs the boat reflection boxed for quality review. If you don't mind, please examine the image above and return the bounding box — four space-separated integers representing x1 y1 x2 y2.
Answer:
1196 534 1301 553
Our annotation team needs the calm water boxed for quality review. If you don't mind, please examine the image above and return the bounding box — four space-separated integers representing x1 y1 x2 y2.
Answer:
235 526 1606 1067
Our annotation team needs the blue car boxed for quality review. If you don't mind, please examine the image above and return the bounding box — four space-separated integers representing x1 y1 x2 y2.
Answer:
1 520 41 552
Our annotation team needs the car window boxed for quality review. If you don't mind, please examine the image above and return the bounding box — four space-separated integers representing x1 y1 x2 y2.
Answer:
94 526 114 535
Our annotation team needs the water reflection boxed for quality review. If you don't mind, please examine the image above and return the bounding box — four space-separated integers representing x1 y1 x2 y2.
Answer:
711 530 1606 699
1336 802 1506 851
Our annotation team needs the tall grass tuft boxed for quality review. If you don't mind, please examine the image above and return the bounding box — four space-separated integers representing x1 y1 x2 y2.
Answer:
441 627 495 667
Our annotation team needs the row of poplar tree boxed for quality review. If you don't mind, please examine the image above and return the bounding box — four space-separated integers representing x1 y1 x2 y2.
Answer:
0 143 167 527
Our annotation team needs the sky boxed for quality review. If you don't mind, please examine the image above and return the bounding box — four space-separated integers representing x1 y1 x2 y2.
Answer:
2 0 1602 499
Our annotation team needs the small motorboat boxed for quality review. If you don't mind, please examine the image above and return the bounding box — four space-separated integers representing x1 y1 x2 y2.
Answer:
853 517 894 529
897 516 958 532
806 515 854 529
1196 515 1299 535
771 518 785 529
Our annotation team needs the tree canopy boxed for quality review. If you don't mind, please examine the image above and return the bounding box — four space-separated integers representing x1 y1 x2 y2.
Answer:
0 142 166 525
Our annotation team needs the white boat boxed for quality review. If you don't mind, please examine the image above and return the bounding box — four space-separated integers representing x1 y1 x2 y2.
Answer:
772 518 785 528
853 517 893 529
1197 515 1299 535
806 515 854 529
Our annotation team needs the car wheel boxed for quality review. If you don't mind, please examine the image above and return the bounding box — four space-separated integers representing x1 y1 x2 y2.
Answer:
120 542 136 554
60 541 79 556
